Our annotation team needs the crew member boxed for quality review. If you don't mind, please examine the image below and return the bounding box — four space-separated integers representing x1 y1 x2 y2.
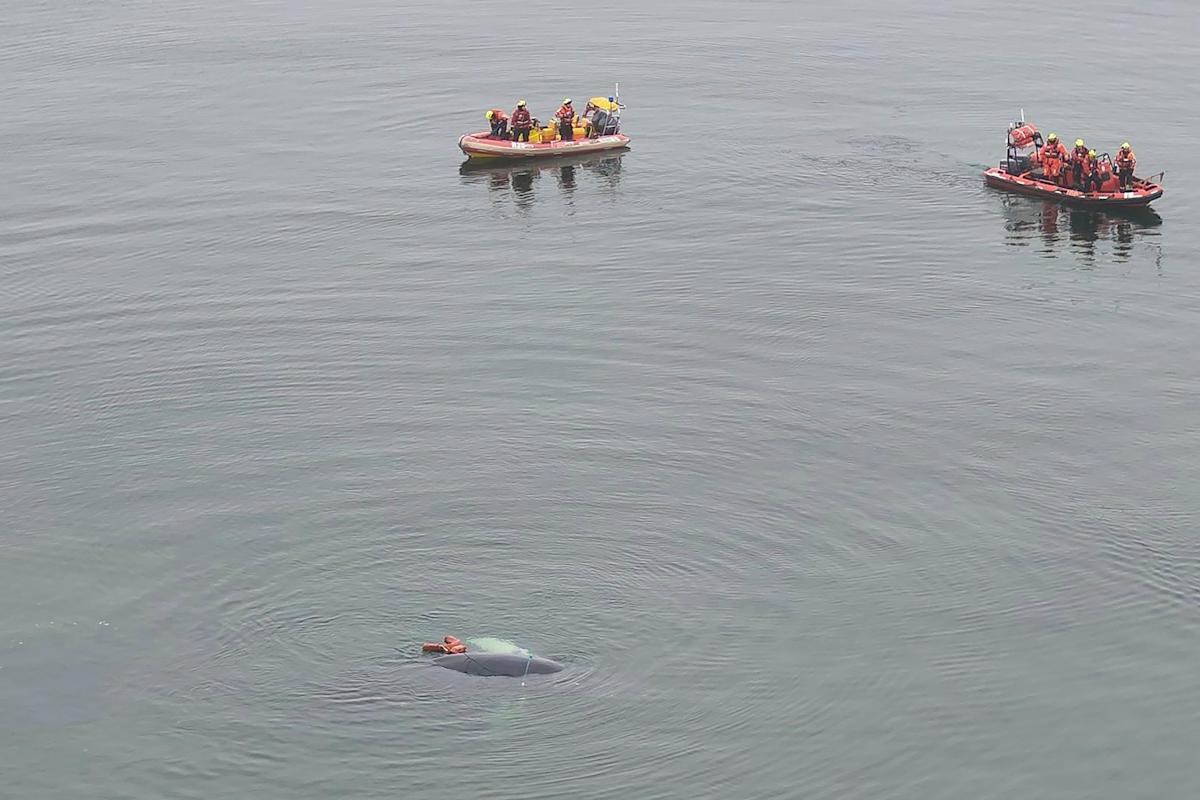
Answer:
1039 133 1069 184
1114 142 1137 190
1083 149 1102 193
1071 138 1090 189
486 108 508 139
556 98 576 142
511 100 533 142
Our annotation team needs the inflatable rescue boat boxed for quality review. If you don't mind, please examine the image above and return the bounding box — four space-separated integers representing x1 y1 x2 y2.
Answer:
459 132 630 161
459 94 629 161
984 117 1163 208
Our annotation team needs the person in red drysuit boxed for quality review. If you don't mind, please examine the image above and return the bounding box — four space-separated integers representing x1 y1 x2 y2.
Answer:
511 100 533 142
555 98 576 141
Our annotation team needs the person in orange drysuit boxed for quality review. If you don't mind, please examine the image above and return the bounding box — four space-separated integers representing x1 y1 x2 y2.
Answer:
1114 142 1137 190
1070 139 1090 190
1081 149 1102 193
1039 132 1069 184
486 108 509 139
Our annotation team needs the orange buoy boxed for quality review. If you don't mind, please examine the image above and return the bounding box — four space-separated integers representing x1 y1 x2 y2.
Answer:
1010 124 1039 149
422 636 467 655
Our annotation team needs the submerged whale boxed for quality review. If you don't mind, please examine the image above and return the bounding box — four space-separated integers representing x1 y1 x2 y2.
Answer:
432 652 564 677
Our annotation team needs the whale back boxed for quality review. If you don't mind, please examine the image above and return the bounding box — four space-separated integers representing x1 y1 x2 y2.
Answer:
432 652 564 677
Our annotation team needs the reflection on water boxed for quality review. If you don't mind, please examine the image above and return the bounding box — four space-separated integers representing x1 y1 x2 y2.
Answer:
998 195 1162 265
459 152 625 210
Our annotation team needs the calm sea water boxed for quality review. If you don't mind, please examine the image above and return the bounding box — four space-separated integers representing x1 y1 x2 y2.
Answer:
3 1 1199 798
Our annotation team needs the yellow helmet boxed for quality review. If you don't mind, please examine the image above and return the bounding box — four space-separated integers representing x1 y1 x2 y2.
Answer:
1088 149 1096 157
486 110 495 120
1121 142 1131 150
1075 139 1085 147
516 99 526 107
1047 133 1058 141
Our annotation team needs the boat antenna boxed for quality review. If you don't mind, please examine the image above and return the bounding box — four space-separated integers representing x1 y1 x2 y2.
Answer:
1020 108 1025 124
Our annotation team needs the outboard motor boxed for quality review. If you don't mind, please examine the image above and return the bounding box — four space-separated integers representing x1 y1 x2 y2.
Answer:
591 108 619 136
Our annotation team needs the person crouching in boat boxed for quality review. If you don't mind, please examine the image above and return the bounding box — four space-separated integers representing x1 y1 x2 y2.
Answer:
511 100 533 142
486 108 509 140
1114 142 1136 190
1039 133 1069 185
556 98 576 141
1070 139 1090 190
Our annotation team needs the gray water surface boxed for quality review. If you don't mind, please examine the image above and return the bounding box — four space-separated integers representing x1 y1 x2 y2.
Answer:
3 1 1199 798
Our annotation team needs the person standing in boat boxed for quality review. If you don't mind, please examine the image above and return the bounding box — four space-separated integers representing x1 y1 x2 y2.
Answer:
556 98 576 141
1082 149 1102 193
1039 133 1069 185
1070 138 1090 189
511 100 533 142
486 108 509 140
1114 142 1137 190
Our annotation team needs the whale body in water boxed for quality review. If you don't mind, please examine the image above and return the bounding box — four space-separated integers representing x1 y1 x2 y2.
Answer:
432 652 564 677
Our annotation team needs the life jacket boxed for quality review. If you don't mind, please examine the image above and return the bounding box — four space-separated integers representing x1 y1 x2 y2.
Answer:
1072 146 1089 163
511 108 532 128
556 104 575 123
1115 149 1136 169
1080 155 1098 176
488 108 507 122
1041 142 1066 162
422 635 467 655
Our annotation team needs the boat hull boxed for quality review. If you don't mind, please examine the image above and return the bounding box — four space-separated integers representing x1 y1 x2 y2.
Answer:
984 167 1162 208
459 131 630 160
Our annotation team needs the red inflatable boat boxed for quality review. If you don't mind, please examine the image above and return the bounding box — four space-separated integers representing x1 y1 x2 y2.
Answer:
458 131 630 161
984 117 1163 208
460 92 630 161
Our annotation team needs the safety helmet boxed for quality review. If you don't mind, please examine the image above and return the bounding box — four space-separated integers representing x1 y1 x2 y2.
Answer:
1075 139 1085 147
486 110 494 120
1121 142 1131 150
1047 133 1058 141
517 99 526 107
563 98 572 104
1088 149 1096 157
